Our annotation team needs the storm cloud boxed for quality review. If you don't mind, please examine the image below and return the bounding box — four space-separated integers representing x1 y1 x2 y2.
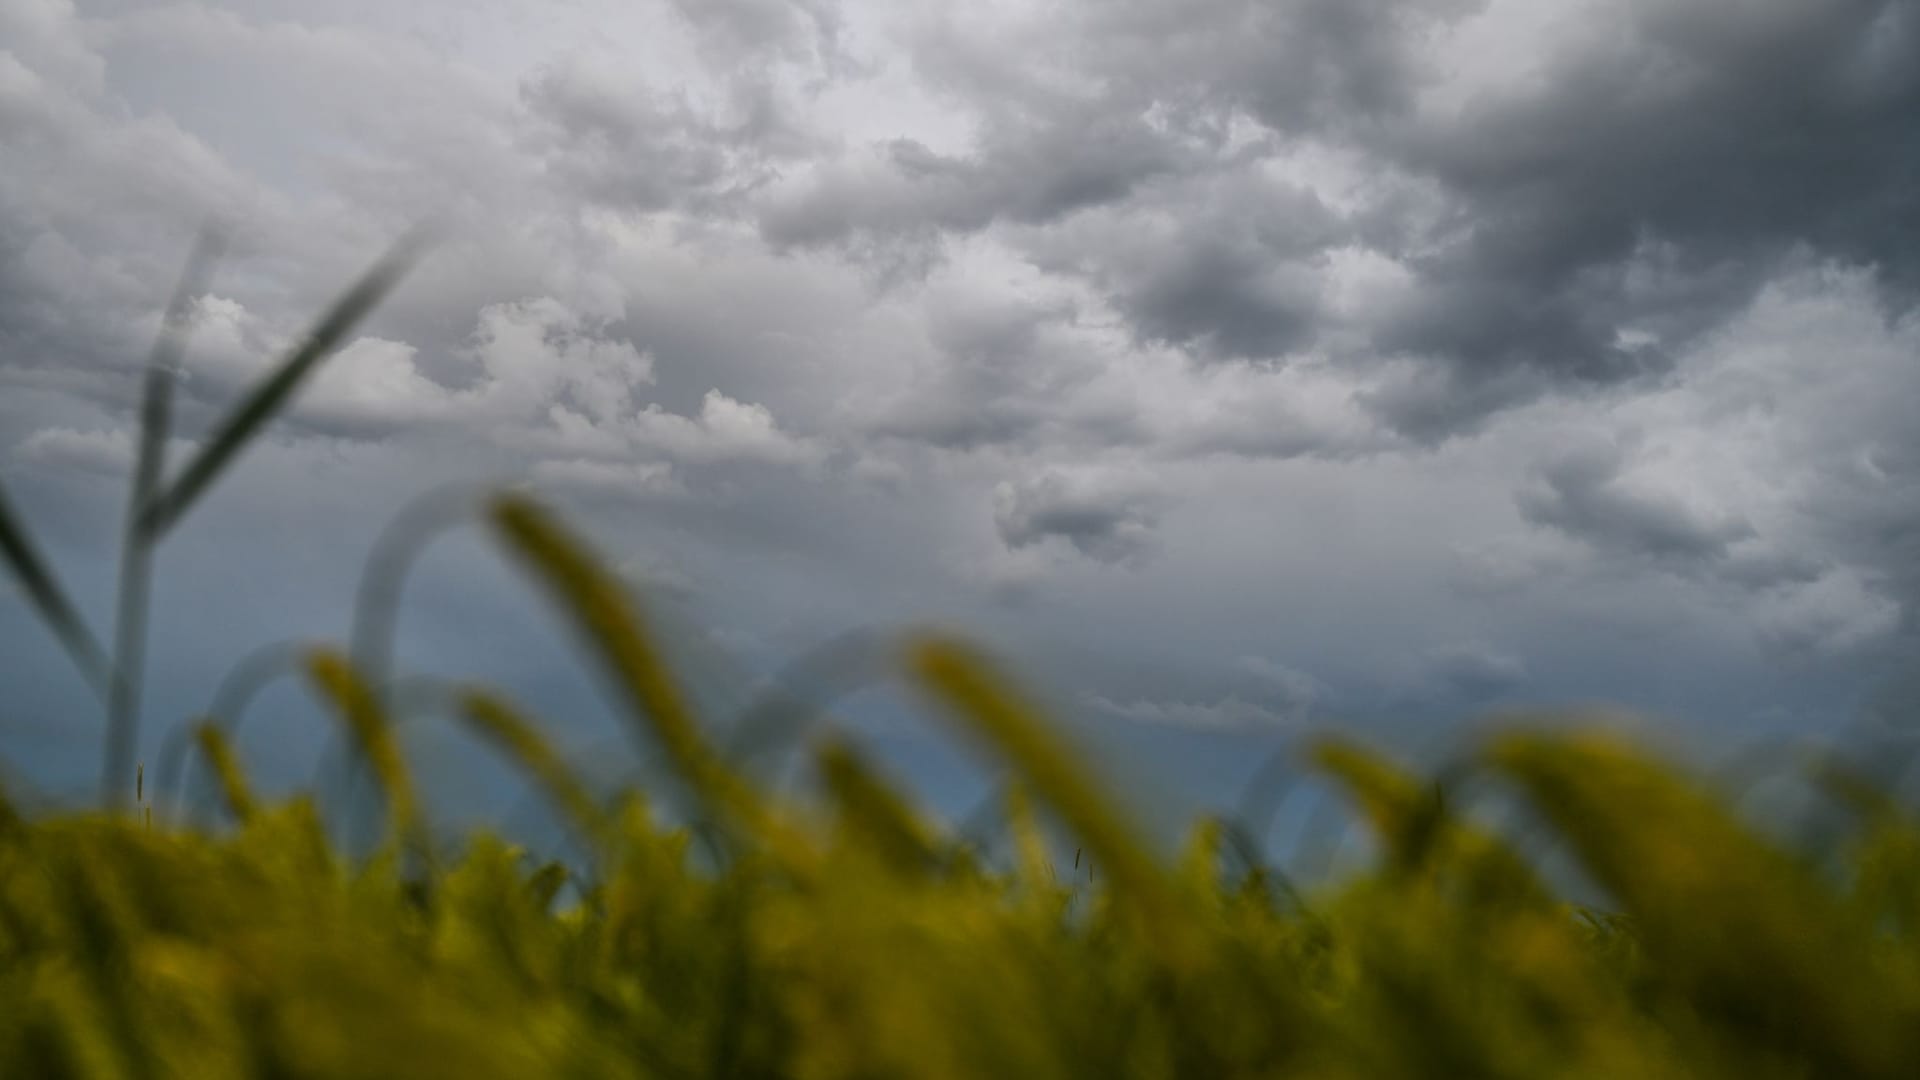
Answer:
4 0 1919 814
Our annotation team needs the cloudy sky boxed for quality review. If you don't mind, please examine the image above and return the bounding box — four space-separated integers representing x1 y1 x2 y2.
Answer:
3 0 1918 829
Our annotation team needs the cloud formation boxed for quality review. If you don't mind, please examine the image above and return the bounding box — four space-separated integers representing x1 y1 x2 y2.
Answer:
3 0 1919 807
993 470 1164 566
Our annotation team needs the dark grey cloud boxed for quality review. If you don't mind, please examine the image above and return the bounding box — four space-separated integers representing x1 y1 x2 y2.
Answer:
873 287 1065 449
665 0 845 67
1473 263 1920 666
1588 267 1916 640
521 66 808 215
863 288 1154 453
1508 433 1868 623
1864 661 1920 728
757 0 1458 335
1359 364 1550 445
932 0 1474 136
1107 237 1322 359
1802 433 1920 638
1406 642 1528 703
1517 445 1754 567
993 470 1163 565
1022 174 1346 362
1359 0 1920 434
758 105 1188 252
764 0 1920 442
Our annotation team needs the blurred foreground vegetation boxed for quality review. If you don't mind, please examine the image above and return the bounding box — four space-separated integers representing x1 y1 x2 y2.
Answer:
3 493 1919 1078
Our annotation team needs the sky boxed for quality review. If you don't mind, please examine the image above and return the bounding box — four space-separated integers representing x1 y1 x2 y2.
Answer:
3 0 1919 837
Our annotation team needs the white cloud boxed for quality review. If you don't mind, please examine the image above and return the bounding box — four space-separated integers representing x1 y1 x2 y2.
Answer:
632 390 822 466
1082 691 1309 731
12 426 132 475
1235 656 1327 707
527 458 681 497
462 297 654 423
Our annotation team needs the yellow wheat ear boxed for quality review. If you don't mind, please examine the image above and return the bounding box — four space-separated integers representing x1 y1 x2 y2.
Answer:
1177 816 1227 903
486 494 784 851
458 688 610 853
1307 737 1544 904
305 648 427 861
191 722 256 825
1489 732 1919 1076
816 737 940 876
906 634 1198 966
1001 783 1054 889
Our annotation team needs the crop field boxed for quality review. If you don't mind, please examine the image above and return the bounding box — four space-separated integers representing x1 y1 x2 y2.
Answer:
3 244 1919 1078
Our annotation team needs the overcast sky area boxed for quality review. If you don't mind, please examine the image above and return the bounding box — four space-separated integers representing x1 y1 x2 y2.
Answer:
3 0 1919 834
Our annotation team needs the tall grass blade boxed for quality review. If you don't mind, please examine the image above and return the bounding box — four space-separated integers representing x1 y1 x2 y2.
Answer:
0 479 111 694
102 228 225 807
142 230 430 539
102 369 174 807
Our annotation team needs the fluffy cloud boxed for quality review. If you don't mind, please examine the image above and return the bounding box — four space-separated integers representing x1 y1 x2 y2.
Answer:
632 390 822 466
1501 260 1920 647
529 458 682 498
